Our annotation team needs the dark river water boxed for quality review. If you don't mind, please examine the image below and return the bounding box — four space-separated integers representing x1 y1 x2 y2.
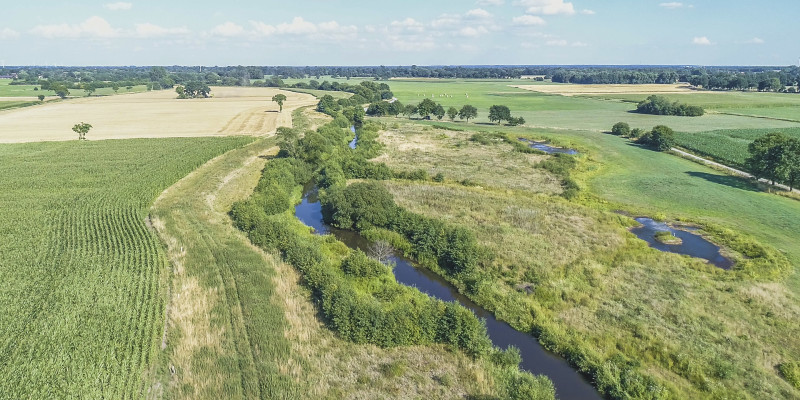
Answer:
294 185 601 400
630 217 733 269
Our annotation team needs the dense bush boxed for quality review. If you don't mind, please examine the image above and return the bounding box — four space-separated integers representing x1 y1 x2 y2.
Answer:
779 362 800 389
611 122 630 136
636 95 704 116
639 125 676 151
322 181 482 277
341 249 389 278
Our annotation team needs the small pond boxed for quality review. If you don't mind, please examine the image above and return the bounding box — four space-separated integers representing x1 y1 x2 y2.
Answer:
518 138 578 155
631 217 733 269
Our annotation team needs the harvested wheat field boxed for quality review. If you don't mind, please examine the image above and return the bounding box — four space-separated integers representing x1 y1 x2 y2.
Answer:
513 83 698 96
0 87 316 143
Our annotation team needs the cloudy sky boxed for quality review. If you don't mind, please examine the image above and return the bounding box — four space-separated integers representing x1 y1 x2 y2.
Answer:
0 0 796 66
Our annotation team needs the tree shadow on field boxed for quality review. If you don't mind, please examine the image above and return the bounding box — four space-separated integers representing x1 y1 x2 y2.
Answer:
265 110 279 113
685 171 760 192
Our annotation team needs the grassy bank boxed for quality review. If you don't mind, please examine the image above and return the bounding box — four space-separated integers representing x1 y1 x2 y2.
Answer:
368 119 799 398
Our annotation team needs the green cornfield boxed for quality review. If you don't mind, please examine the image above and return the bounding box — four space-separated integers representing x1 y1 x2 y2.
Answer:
675 127 800 168
0 136 251 398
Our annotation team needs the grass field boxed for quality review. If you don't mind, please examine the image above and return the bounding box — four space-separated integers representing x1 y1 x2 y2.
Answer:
0 87 316 142
0 136 252 398
372 120 800 398
376 79 800 133
0 100 39 111
515 83 698 96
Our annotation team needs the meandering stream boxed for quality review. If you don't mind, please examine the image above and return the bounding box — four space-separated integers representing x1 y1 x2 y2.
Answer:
294 184 601 400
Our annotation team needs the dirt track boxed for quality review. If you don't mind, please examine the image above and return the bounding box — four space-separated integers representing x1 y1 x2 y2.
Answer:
0 87 316 143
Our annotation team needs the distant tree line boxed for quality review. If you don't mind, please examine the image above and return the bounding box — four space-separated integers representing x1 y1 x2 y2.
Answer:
366 98 523 126
5 65 800 94
635 95 705 116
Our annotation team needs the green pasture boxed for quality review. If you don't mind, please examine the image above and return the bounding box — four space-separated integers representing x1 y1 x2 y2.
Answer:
0 79 147 98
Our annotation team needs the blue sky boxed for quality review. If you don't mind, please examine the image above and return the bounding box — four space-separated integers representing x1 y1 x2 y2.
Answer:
0 0 797 66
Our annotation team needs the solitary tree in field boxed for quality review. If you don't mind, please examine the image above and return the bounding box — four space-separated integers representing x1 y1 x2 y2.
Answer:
112 84 120 94
458 105 478 122
72 122 92 140
272 93 287 112
37 95 45 102
447 106 458 121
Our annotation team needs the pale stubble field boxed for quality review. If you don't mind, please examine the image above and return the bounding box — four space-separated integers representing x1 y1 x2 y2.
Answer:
0 87 316 142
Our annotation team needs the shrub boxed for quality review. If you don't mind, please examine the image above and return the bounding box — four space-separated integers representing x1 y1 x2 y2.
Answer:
611 122 631 136
341 249 387 278
779 362 800 389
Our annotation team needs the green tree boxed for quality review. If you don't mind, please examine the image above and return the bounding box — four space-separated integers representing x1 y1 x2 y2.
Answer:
37 95 45 102
458 105 478 122
149 66 167 82
82 82 98 97
433 104 446 120
644 125 676 151
747 132 789 184
447 106 458 121
52 84 70 99
272 93 288 112
112 84 120 94
175 85 186 99
779 138 800 190
184 81 211 98
488 105 511 124
403 104 417 119
72 122 92 140
507 116 525 126
611 122 630 136
416 98 438 119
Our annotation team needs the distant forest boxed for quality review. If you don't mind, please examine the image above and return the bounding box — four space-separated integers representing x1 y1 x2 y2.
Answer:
2 65 799 92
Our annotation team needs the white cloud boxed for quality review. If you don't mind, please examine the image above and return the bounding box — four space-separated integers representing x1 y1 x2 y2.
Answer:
516 0 575 15
477 0 505 5
466 8 492 18
31 16 120 39
209 22 244 37
744 37 764 44
659 2 684 9
103 2 132 11
458 26 489 37
692 36 712 45
0 28 20 39
276 17 317 35
513 15 546 25
134 23 189 38
546 39 568 46
250 21 276 36
581 9 595 15
390 18 425 33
